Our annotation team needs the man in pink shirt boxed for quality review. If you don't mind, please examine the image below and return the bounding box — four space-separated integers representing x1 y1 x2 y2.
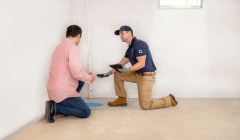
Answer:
45 25 96 123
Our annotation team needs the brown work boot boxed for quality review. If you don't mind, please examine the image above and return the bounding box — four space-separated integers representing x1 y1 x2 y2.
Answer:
169 94 178 107
108 97 127 106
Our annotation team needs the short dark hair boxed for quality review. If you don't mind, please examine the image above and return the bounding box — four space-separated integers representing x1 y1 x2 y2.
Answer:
66 25 82 37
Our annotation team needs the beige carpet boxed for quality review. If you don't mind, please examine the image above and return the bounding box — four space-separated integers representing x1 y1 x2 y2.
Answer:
8 99 240 140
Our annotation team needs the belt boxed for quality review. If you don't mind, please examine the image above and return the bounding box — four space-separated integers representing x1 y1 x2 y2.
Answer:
137 72 156 76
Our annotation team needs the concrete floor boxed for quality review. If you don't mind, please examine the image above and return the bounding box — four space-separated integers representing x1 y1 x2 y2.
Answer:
8 99 240 140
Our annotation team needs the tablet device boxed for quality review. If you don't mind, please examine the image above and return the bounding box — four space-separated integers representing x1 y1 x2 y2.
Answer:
109 64 123 72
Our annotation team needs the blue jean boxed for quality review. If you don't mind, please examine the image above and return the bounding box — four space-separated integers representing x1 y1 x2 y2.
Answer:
55 81 91 118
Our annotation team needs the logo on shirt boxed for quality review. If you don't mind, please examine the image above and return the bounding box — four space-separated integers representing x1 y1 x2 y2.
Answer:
138 49 143 54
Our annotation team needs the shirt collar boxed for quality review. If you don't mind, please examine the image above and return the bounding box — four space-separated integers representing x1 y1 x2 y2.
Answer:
129 37 136 48
64 38 76 46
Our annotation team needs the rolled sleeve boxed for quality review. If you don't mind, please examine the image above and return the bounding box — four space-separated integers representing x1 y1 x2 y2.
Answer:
134 43 147 57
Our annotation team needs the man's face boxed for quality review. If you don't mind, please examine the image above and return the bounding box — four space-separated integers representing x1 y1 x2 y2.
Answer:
75 34 81 45
119 31 131 42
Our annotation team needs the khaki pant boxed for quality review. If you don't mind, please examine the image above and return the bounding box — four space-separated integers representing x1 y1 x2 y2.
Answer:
114 72 172 110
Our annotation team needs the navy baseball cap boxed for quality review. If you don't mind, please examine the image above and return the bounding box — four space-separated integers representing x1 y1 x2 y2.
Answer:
114 25 133 35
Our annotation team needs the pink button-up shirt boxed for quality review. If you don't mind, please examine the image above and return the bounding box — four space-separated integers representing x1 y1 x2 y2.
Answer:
47 38 92 103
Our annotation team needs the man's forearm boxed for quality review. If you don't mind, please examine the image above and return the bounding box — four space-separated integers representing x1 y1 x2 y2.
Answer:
119 57 129 65
130 62 145 72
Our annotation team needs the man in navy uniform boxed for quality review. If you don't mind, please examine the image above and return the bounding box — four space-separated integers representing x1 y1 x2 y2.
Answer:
98 25 177 110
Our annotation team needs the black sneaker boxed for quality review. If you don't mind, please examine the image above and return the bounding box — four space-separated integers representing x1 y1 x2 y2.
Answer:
45 100 55 123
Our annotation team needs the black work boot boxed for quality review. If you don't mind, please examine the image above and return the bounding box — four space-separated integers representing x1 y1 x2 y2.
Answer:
45 100 55 123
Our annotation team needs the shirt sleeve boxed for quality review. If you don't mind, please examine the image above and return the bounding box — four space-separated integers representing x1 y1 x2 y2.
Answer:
124 50 129 58
134 43 147 57
68 46 92 83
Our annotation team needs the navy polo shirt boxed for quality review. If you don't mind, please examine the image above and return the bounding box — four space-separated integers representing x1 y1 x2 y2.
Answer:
124 37 157 73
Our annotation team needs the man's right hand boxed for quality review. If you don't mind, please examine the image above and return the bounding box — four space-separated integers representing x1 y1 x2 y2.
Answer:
90 73 96 83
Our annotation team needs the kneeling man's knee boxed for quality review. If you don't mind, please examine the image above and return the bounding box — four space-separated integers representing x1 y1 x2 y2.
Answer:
140 103 151 110
82 108 91 118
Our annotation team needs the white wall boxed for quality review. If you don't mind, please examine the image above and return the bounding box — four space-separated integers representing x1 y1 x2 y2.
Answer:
91 0 240 98
71 0 91 98
0 0 240 138
0 0 88 139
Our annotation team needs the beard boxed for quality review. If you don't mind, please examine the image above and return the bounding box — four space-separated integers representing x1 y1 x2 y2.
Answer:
121 37 126 42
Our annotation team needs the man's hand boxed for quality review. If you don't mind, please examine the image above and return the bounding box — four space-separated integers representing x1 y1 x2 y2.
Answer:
117 65 130 73
109 64 130 73
97 71 113 78
90 73 96 82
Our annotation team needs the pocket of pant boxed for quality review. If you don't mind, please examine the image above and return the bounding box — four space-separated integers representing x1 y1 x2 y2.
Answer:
142 76 155 81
